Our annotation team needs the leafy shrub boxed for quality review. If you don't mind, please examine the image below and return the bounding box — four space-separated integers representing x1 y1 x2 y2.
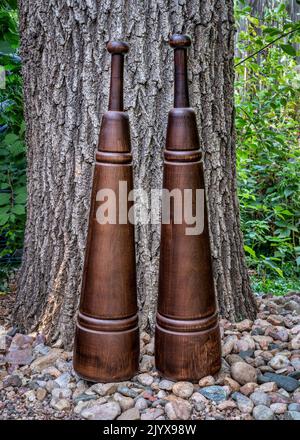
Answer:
0 0 25 286
235 1 300 293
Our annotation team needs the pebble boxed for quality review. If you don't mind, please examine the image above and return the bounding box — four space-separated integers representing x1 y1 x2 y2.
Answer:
199 376 215 387
288 403 300 411
1 295 299 421
239 382 258 396
140 408 164 420
231 362 257 385
117 386 138 398
36 388 47 401
117 407 140 420
137 373 153 387
135 397 149 411
113 392 134 411
199 386 227 403
217 400 237 410
250 391 271 407
191 392 208 411
291 334 300 350
165 399 192 420
258 372 299 392
270 403 287 414
159 379 174 391
54 372 71 388
235 319 253 332
50 398 70 411
233 392 254 414
30 350 62 372
81 402 121 420
258 382 277 393
269 354 290 370
172 381 194 399
253 405 274 420
284 411 300 420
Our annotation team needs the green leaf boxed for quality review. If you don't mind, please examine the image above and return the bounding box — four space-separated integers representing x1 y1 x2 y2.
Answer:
0 214 10 226
244 245 256 258
14 192 26 204
11 204 25 215
0 193 10 206
280 44 296 57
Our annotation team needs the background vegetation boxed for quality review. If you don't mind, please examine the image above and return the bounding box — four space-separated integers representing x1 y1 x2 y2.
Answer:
0 0 299 294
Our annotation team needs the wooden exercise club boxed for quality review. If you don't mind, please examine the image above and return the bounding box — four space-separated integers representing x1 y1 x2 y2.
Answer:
73 41 139 382
155 34 222 381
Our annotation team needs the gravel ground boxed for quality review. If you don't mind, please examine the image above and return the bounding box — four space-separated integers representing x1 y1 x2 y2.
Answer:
0 292 300 420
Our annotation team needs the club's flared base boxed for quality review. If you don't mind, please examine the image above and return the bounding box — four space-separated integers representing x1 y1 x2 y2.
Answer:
73 313 139 383
155 313 222 381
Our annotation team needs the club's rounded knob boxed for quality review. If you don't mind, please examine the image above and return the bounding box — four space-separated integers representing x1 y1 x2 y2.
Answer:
169 34 191 49
107 41 129 54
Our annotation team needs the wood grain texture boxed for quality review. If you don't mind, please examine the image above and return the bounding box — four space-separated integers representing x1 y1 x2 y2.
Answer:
155 35 221 381
14 0 257 348
73 43 139 382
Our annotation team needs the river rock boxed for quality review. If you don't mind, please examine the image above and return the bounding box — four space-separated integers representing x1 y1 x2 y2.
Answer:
233 392 254 414
117 407 140 420
270 403 287 414
191 392 208 411
284 411 300 420
5 348 33 366
113 392 134 411
137 373 154 387
250 391 271 407
199 376 215 387
3 374 22 388
158 379 174 391
172 381 194 399
269 354 290 370
231 362 257 385
253 336 273 350
235 319 253 332
217 400 237 411
253 405 274 420
258 373 299 392
50 398 70 411
30 349 62 372
223 377 240 392
259 382 277 393
291 334 300 350
239 382 258 396
165 399 192 420
81 401 121 420
288 403 300 411
135 397 149 411
140 408 164 420
199 386 227 402
222 338 236 357
140 355 154 372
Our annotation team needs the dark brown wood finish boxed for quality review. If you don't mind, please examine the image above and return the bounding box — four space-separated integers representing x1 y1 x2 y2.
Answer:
73 41 139 382
155 34 221 381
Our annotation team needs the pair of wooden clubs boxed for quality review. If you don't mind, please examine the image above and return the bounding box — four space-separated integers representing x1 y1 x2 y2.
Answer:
73 35 221 383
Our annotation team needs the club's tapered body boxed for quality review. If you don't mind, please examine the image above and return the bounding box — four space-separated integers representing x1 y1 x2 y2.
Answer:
73 41 139 382
155 35 221 381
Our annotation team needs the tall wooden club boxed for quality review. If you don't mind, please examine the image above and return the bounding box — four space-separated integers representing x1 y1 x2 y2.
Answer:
73 41 139 382
155 35 222 381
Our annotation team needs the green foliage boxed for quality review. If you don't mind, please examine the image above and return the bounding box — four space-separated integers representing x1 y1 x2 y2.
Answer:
235 1 300 293
0 0 25 280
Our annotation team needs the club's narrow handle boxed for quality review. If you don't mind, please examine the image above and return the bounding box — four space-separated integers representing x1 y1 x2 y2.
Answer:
169 34 191 108
107 41 129 111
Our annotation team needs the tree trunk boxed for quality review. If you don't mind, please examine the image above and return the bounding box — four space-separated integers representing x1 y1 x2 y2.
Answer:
14 0 257 348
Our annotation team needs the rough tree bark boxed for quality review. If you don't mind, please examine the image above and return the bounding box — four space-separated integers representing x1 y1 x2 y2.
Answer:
14 0 257 347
